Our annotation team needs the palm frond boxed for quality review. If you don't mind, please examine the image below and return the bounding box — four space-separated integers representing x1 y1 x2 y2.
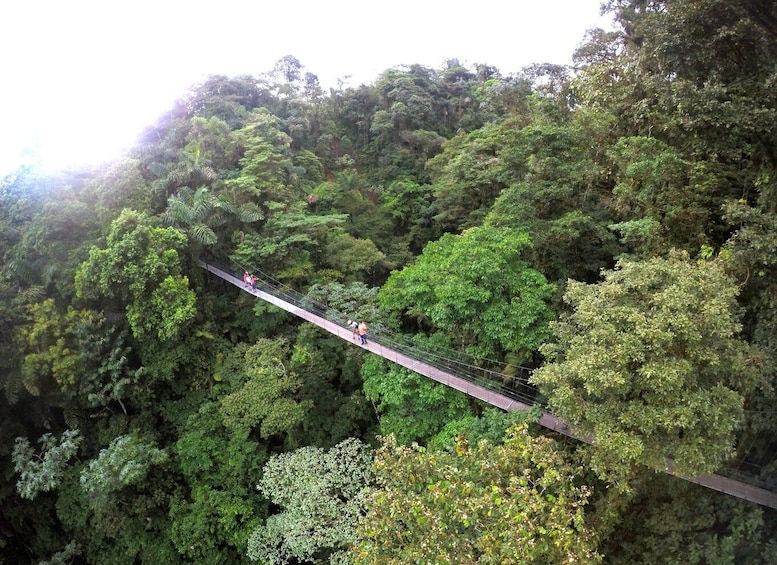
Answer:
188 224 218 246
239 202 265 223
201 166 218 183
215 196 238 216
18 286 47 303
21 370 41 397
63 409 82 430
41 263 57 286
208 209 228 228
5 258 37 285
3 372 22 405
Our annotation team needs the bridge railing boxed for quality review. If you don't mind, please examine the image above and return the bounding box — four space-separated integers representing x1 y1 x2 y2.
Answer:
203 259 543 407
201 258 777 498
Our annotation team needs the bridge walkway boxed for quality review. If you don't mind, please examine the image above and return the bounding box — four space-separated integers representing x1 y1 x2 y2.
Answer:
200 260 777 509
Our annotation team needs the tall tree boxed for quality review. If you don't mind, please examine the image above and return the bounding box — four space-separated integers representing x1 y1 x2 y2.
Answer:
247 438 372 564
162 185 263 254
378 225 555 363
218 339 312 445
79 434 169 510
596 472 775 564
361 350 471 446
12 429 81 500
171 401 266 563
532 251 764 480
75 209 196 344
354 424 600 564
427 122 520 232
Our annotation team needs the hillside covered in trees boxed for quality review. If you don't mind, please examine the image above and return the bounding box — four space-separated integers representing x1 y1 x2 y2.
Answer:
3 0 777 563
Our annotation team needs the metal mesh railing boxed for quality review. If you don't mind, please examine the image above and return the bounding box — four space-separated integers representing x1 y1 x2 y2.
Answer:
203 259 543 408
200 258 777 498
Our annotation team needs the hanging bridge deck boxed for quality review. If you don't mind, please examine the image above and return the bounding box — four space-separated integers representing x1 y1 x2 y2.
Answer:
200 260 777 509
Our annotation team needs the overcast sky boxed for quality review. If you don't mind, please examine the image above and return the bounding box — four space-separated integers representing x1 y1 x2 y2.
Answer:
0 0 613 176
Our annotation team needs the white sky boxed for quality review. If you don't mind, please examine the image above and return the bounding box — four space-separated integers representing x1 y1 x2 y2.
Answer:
0 0 612 176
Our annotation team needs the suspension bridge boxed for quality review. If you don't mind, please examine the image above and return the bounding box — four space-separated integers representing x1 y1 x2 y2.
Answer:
200 260 777 509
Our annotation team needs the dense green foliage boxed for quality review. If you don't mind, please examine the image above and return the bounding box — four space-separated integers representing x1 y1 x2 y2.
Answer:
2 1 777 562
378 225 555 362
247 438 372 564
533 251 764 480
355 424 600 564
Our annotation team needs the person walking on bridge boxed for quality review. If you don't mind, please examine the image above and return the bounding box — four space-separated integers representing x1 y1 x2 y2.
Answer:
348 319 358 341
358 321 368 345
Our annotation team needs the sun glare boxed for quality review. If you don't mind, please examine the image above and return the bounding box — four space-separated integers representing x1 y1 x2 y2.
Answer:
1 0 611 178
1 78 186 177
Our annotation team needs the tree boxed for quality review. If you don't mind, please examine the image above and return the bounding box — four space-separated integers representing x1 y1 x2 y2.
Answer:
56 437 179 563
184 74 273 128
597 472 774 564
353 424 600 564
427 122 520 232
150 143 218 209
91 157 154 215
12 429 81 500
162 186 222 248
303 280 379 324
75 209 197 343
230 205 347 285
185 115 243 171
271 55 304 87
484 120 621 284
323 232 390 281
378 225 555 363
532 251 764 479
247 438 372 564
289 323 375 447
172 402 267 563
606 135 713 255
171 485 260 563
720 200 777 446
577 0 777 250
379 177 435 255
17 299 82 400
79 434 169 509
37 540 81 565
219 339 312 442
741 0 777 45
361 351 471 446
162 185 263 253
224 109 297 213
66 310 138 413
